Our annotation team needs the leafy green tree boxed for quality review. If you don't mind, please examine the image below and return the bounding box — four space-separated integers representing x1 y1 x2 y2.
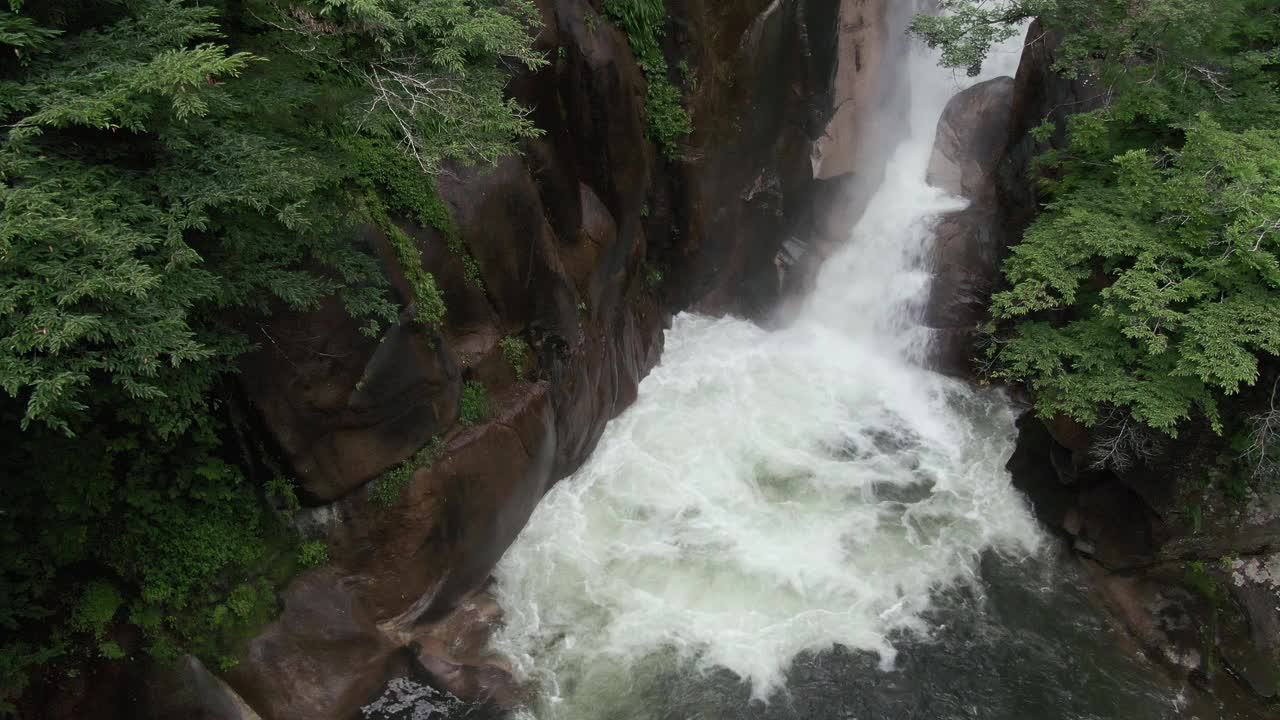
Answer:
916 1 1280 437
0 0 545 709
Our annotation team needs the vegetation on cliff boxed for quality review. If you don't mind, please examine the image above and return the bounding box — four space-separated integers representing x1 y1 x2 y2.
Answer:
0 0 544 709
603 0 692 156
917 1 1280 472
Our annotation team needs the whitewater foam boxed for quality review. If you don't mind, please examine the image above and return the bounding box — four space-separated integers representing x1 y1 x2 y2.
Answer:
489 17 1035 719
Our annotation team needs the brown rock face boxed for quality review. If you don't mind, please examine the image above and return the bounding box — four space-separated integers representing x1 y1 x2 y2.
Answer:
812 0 891 180
224 570 408 720
404 590 526 707
926 77 1015 204
141 656 261 720
921 76 1015 374
321 383 557 623
996 19 1107 240
778 0 902 307
238 287 461 504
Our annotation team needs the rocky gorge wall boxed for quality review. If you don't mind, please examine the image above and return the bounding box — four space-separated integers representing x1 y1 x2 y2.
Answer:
58 2 901 719
925 20 1280 711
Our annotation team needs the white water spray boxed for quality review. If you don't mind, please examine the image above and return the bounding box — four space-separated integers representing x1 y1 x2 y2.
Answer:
490 18 1035 719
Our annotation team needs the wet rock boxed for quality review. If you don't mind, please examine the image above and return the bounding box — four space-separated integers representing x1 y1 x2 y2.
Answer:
223 569 407 720
680 0 853 319
360 678 464 720
323 383 556 622
1078 559 1206 678
403 591 526 708
1221 553 1280 698
141 656 261 720
922 76 1015 375
811 0 891 180
1063 508 1083 537
1045 413 1091 452
783 0 902 303
238 267 462 503
996 19 1108 241
927 76 1016 203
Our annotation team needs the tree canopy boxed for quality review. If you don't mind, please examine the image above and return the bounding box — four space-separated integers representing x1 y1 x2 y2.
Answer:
916 0 1280 440
0 0 544 709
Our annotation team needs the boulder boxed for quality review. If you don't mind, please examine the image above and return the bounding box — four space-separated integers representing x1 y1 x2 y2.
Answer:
238 265 462 503
404 590 527 707
322 383 557 623
922 76 1016 375
223 569 407 720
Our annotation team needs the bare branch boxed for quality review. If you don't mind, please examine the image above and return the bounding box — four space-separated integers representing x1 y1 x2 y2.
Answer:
1242 379 1280 482
1089 409 1164 473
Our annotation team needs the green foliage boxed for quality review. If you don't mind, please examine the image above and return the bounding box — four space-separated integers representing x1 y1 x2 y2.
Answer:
499 335 529 379
347 135 484 289
459 380 494 426
297 541 330 569
368 436 447 507
2 416 293 702
603 0 692 156
265 471 303 517
379 211 448 328
911 1 1055 76
1185 504 1203 534
928 1 1280 437
1 0 547 707
1185 560 1219 601
281 0 547 174
71 582 123 641
645 265 664 288
369 456 416 508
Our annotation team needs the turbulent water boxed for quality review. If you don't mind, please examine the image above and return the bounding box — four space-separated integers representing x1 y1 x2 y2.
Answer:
484 16 1186 720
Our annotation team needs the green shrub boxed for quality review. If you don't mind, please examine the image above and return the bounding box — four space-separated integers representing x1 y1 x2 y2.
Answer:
500 335 530 379
369 437 447 508
297 541 330 569
264 472 302 517
370 459 416 508
460 381 495 426
71 582 123 640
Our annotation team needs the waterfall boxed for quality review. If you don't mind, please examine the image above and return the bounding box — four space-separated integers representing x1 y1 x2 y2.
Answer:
487 15 1042 720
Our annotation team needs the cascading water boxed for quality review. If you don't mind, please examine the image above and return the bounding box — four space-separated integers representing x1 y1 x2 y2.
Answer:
484 11 1185 720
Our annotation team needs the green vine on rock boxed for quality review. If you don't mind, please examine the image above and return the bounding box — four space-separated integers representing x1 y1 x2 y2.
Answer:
500 335 530 379
369 437 448 508
459 380 495 426
603 0 693 157
350 136 486 291
370 199 448 328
